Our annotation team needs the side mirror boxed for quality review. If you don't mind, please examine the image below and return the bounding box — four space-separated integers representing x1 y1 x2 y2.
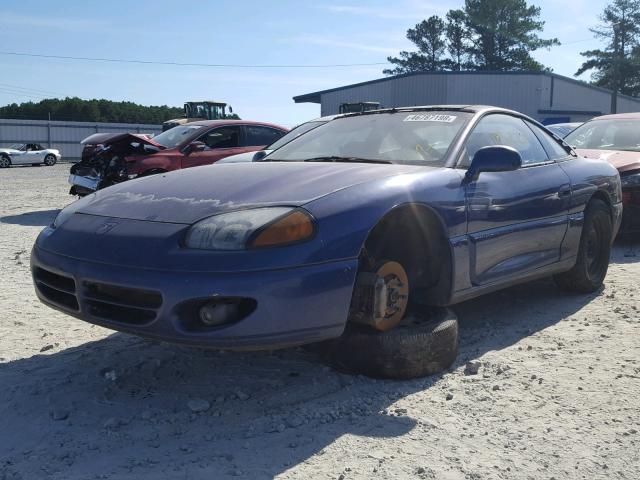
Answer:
465 145 522 182
252 150 267 162
185 141 206 155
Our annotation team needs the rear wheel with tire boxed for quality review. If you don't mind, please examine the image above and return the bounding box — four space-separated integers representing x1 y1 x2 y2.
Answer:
554 199 612 293
0 155 10 168
43 154 57 166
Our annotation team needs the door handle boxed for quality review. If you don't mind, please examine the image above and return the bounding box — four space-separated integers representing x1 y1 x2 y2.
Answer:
558 186 572 197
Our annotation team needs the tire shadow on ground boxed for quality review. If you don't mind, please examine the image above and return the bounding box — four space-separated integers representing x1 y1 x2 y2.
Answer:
0 278 598 479
0 209 60 226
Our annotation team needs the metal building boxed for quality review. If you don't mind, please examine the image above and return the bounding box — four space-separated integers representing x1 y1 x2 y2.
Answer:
0 119 161 160
293 71 640 124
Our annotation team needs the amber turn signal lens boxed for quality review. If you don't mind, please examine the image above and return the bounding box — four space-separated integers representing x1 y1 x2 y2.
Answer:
249 210 314 248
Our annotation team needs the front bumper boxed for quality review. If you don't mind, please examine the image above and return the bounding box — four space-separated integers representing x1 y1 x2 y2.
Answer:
620 187 640 234
31 245 357 350
69 174 100 192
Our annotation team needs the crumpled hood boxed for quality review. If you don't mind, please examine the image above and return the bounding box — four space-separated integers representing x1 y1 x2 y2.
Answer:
576 148 640 174
76 161 423 224
81 132 163 149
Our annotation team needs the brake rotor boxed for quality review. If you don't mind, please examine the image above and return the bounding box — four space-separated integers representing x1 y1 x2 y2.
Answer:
373 260 409 331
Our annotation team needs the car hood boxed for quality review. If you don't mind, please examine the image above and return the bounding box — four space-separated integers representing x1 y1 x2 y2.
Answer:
0 148 19 154
81 132 163 149
576 148 640 174
76 161 423 224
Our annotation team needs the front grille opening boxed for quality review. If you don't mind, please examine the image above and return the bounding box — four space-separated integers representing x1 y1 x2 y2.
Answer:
176 297 257 332
36 282 79 311
86 300 156 325
83 281 162 309
34 267 76 294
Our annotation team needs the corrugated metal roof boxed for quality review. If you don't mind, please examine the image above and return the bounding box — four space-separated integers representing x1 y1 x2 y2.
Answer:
293 71 640 105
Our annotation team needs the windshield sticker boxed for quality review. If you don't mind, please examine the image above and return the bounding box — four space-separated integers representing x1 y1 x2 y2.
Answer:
404 114 457 123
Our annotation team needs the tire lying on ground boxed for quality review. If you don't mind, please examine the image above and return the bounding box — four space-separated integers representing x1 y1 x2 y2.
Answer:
318 306 459 380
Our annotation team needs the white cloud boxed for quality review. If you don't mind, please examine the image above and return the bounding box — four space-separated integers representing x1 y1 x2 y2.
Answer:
294 35 400 54
322 2 447 20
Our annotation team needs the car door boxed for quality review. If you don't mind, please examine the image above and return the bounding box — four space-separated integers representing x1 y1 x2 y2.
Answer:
462 113 572 285
8 145 27 164
182 126 245 169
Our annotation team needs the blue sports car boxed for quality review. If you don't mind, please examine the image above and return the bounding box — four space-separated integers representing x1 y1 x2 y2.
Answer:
32 106 622 378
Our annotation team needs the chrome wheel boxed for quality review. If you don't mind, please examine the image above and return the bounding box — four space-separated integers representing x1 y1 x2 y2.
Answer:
44 154 56 166
0 156 10 168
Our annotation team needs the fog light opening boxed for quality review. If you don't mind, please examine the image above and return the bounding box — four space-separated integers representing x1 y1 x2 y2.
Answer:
199 300 240 327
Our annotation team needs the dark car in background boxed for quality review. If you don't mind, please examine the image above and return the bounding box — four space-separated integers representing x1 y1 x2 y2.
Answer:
546 122 583 138
69 120 288 195
565 113 640 233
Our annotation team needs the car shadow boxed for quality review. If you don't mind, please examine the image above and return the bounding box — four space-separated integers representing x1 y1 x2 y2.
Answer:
0 278 599 479
0 209 60 226
611 235 640 264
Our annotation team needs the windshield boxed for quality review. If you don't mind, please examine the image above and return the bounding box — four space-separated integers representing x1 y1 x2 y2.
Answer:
152 125 203 149
565 119 640 152
268 111 471 165
266 121 326 151
9 144 25 150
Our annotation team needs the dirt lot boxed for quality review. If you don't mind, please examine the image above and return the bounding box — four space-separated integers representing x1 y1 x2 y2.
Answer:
1 163 639 480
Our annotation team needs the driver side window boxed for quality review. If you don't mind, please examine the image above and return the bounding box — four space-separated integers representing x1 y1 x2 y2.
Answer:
462 114 548 167
197 127 240 149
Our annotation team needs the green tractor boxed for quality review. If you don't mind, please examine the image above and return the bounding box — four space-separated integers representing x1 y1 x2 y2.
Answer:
162 101 238 131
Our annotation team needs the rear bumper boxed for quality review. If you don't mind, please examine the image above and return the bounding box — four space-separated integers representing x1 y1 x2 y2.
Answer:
31 245 357 350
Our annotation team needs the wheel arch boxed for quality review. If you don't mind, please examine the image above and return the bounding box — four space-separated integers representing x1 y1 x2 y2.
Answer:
358 202 453 306
589 189 613 217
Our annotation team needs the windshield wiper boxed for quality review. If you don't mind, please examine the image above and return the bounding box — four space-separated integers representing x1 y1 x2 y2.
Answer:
302 156 392 164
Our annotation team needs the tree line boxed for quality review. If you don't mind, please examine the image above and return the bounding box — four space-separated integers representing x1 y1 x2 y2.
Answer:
0 97 184 124
386 0 640 104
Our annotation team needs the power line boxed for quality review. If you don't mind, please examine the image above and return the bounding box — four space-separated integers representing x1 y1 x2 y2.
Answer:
0 82 72 97
0 50 388 68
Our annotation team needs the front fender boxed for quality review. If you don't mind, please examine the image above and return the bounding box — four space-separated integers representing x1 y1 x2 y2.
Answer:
306 168 467 261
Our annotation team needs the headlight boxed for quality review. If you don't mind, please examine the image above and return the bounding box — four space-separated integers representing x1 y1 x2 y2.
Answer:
621 172 640 188
52 194 94 228
184 207 315 250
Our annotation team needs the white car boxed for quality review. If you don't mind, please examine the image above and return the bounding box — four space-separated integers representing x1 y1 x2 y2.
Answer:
0 143 62 168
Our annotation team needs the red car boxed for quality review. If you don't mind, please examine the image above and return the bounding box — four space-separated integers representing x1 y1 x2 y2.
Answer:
69 120 288 196
565 112 640 234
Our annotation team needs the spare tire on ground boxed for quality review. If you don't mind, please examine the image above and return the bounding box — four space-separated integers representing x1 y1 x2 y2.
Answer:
316 306 459 379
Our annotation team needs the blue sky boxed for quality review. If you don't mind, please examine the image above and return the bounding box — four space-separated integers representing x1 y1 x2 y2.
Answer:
0 0 607 126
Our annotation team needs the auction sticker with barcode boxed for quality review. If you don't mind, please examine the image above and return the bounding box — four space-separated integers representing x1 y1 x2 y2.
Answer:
403 114 457 122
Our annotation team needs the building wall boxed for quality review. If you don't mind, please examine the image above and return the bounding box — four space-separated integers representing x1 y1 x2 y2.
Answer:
315 73 640 122
0 119 161 160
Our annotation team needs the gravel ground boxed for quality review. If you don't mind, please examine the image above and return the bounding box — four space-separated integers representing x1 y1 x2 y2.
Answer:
1 164 639 480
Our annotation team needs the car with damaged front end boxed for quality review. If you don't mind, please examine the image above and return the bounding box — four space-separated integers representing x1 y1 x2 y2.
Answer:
34 106 622 379
69 120 287 196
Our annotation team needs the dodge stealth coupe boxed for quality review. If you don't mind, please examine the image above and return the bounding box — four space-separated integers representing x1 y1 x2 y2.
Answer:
32 106 622 378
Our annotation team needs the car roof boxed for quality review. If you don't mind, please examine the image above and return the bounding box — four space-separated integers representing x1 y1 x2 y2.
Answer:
338 104 520 116
587 112 640 121
186 119 288 130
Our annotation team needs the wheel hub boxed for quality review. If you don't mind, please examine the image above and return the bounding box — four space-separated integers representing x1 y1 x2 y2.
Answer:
372 261 409 331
